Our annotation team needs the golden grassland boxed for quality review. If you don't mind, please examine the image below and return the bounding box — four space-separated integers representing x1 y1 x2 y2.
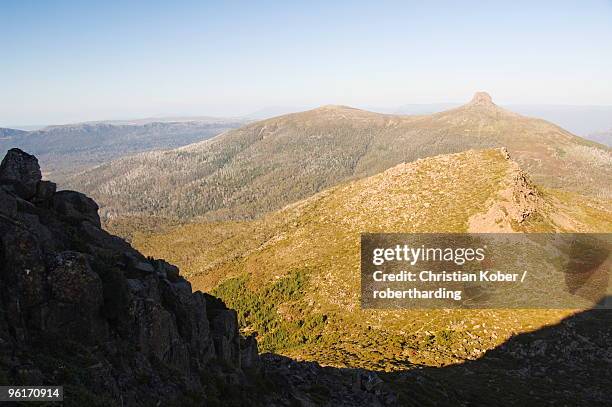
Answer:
132 149 612 370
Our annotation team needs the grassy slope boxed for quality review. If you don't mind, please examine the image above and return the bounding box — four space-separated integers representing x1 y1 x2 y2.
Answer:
133 149 612 370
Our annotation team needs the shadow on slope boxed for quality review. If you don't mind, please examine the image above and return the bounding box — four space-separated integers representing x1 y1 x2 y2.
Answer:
262 297 612 406
416 297 612 406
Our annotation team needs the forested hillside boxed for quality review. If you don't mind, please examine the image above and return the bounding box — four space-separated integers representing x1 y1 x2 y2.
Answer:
0 118 246 182
0 127 28 138
66 93 611 223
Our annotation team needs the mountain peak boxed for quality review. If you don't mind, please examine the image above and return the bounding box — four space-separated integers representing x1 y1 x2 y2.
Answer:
469 91 495 106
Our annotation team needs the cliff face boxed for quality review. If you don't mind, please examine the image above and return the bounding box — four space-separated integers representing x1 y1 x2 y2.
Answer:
0 148 259 405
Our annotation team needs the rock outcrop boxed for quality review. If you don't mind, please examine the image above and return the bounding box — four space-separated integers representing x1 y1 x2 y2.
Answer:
468 149 545 232
0 148 42 199
0 148 261 405
468 91 495 107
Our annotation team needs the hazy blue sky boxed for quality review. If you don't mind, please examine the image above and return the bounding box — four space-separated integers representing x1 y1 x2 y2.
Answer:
1 0 612 125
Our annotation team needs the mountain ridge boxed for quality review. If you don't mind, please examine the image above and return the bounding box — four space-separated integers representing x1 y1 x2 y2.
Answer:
0 119 245 183
132 148 611 370
0 127 28 138
66 92 611 227
588 128 612 146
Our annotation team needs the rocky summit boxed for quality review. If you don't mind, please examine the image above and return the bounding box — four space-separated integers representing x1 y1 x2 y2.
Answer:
468 91 495 106
0 148 399 406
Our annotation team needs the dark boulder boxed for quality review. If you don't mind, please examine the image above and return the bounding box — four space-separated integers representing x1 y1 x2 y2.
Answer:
52 190 101 227
33 180 56 207
47 252 103 309
0 186 17 218
131 296 190 370
210 309 241 367
0 148 41 199
44 251 108 343
153 258 180 282
240 334 260 370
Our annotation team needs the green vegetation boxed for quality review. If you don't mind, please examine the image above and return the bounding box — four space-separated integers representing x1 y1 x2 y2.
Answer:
213 270 327 352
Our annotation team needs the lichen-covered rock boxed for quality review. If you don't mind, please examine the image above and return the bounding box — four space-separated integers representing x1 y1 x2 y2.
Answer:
48 252 104 309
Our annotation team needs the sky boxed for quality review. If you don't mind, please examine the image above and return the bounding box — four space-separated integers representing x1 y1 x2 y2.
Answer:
1 0 612 126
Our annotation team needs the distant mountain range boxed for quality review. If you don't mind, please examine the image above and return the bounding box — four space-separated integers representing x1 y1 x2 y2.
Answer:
3 100 608 187
65 92 611 223
588 129 612 146
0 127 28 138
0 118 247 182
246 102 612 143
393 104 612 143
248 103 612 143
